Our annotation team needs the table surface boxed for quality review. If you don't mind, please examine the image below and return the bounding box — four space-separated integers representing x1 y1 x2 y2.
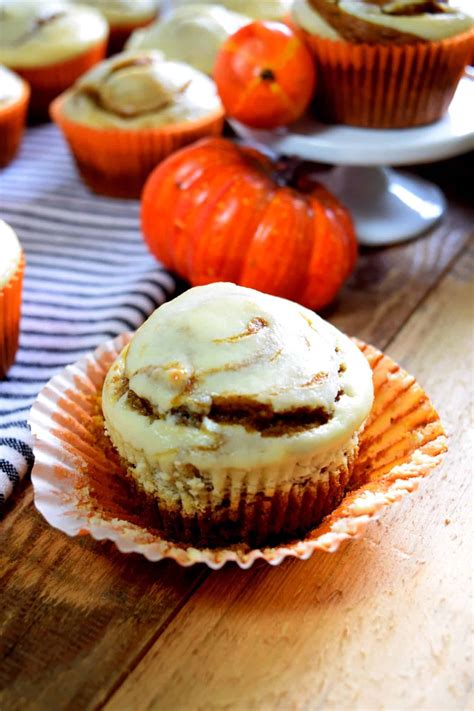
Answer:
1 154 473 711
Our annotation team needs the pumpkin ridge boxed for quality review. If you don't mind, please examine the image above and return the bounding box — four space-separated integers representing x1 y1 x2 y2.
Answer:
231 180 277 286
172 161 246 281
141 138 356 310
187 166 257 283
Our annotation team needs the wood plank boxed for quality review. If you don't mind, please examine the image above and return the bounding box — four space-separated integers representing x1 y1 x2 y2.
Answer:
105 246 474 711
0 494 209 710
331 203 472 348
0 195 471 710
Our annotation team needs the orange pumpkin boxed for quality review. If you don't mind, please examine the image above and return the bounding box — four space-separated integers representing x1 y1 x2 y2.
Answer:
141 137 357 311
214 21 316 129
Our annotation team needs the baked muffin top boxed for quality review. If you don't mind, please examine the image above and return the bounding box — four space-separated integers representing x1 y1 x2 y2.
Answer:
126 4 250 75
0 220 22 289
292 0 474 43
102 283 374 469
0 66 25 107
70 0 159 26
169 0 294 20
59 50 223 129
0 0 108 68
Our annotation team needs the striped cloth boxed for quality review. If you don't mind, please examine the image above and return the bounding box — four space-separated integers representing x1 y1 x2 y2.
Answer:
0 124 175 511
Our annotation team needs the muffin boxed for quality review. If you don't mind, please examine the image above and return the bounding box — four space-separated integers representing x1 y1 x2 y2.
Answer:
102 282 374 547
170 0 294 21
126 4 250 75
0 0 108 122
73 0 160 54
0 221 24 379
51 50 225 198
291 0 474 128
0 66 30 167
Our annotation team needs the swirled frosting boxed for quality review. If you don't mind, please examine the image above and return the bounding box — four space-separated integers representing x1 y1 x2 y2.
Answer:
102 283 374 471
60 50 223 128
292 0 474 43
0 0 108 68
0 66 25 107
167 0 294 20
71 0 159 26
0 220 22 289
126 4 250 75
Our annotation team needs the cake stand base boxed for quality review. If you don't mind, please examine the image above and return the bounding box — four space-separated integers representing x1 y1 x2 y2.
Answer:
230 77 473 247
317 166 446 247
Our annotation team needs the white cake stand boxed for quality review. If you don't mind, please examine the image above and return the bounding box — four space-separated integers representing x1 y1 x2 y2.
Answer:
231 76 474 247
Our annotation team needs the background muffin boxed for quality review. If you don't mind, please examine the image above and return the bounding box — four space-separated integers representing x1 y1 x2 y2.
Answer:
0 221 24 379
0 0 108 121
102 283 374 547
0 66 30 167
292 0 474 127
167 0 294 20
51 49 224 198
73 0 160 54
126 4 250 75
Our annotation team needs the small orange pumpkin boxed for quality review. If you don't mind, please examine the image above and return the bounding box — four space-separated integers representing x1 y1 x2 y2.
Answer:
141 137 357 311
214 21 316 129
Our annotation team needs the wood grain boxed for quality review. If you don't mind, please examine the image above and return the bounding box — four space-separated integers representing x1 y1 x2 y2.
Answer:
0 193 472 710
0 500 208 710
331 204 472 348
105 246 474 711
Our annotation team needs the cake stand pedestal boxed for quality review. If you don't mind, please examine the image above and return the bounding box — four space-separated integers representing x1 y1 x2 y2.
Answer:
231 76 474 247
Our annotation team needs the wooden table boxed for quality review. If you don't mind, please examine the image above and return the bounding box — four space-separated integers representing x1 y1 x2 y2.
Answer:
1 154 473 711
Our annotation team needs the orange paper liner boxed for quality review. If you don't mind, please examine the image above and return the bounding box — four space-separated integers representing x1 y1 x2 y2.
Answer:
0 253 25 379
50 98 225 198
123 458 354 549
12 40 107 123
29 333 447 568
303 29 474 128
0 81 30 168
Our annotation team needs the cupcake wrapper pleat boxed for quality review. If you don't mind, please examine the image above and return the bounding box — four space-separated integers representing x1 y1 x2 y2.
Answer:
0 254 24 379
28 334 447 568
50 99 225 198
12 41 107 122
304 29 474 128
124 458 355 548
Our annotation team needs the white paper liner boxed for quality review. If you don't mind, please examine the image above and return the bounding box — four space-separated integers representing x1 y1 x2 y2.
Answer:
29 333 447 569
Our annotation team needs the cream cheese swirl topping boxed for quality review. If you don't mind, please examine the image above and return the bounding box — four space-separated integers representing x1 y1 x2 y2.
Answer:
71 0 159 25
0 220 22 289
126 4 250 75
167 0 294 21
102 283 374 470
292 0 474 42
60 50 223 128
0 65 25 106
0 0 108 68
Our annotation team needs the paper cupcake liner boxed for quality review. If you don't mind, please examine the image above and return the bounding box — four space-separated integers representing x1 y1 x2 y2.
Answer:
12 41 107 123
0 253 25 379
50 99 225 198
120 444 356 548
303 29 474 128
0 81 30 168
29 333 447 568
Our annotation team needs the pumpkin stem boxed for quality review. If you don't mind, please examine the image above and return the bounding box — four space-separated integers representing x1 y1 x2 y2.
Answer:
272 157 303 188
260 68 276 81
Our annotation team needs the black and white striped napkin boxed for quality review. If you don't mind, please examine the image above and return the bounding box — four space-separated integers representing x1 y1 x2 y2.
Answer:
0 124 176 511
